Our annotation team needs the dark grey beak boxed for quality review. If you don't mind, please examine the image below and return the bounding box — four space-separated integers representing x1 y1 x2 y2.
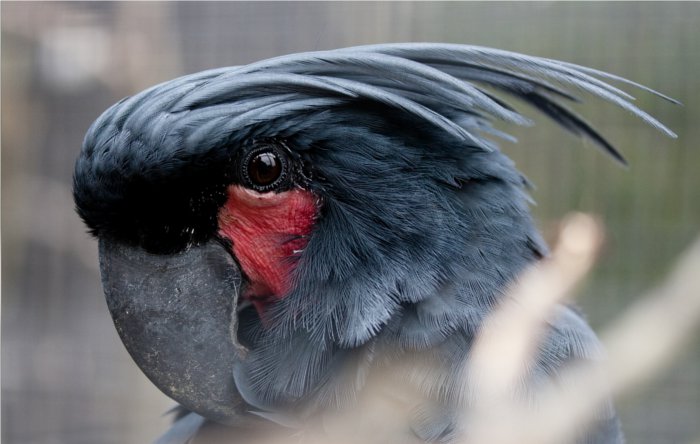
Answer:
98 238 249 424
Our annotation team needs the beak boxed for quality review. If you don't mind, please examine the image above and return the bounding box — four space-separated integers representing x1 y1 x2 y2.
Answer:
98 238 249 424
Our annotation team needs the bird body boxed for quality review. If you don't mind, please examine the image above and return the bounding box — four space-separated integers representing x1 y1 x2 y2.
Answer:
73 43 676 444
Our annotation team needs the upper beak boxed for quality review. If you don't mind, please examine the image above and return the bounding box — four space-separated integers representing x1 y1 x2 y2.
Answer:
98 238 249 424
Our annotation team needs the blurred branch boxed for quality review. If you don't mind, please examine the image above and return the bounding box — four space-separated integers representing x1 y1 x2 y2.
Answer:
469 213 603 402
603 236 700 393
463 215 700 444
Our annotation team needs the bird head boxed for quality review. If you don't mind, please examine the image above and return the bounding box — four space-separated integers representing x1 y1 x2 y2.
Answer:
73 44 675 424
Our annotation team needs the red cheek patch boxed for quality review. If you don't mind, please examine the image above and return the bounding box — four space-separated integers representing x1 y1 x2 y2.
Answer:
217 185 318 314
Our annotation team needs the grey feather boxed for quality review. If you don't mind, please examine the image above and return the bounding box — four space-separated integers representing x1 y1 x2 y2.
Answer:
155 412 206 444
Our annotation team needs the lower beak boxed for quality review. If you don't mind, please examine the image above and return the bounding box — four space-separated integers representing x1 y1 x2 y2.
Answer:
98 238 249 424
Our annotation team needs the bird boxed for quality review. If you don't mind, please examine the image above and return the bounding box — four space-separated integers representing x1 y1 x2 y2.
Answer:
73 43 677 444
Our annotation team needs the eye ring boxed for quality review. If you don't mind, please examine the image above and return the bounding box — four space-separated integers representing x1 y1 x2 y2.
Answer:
241 146 289 192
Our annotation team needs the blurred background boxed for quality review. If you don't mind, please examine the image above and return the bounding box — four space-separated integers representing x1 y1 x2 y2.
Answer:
2 2 699 443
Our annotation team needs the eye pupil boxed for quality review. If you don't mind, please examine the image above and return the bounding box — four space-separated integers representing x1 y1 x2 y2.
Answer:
248 151 282 187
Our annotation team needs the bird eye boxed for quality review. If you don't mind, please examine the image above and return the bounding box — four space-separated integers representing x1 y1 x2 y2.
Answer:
242 147 288 192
